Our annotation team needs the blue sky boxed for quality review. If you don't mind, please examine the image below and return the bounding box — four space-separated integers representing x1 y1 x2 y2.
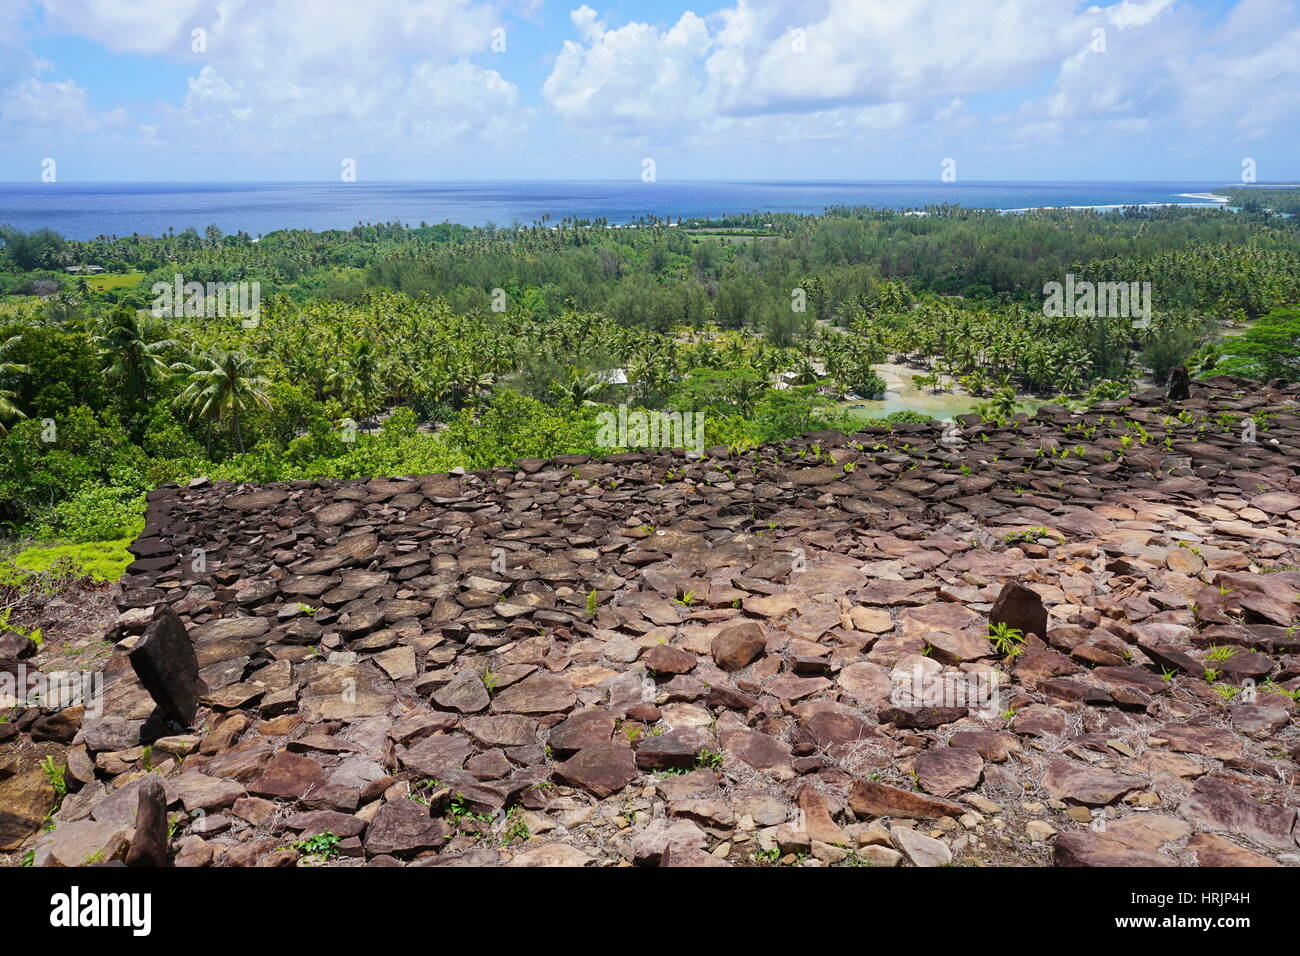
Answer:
1 0 1296 182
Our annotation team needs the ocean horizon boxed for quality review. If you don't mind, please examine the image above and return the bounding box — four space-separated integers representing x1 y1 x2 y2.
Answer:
0 178 1254 241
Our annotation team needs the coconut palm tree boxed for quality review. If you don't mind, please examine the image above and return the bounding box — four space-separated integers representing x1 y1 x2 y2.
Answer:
94 304 177 406
960 367 992 398
977 386 1020 424
172 347 271 454
789 356 821 386
327 339 386 426
447 360 495 410
0 334 30 435
550 366 608 408
876 280 910 314
729 374 769 415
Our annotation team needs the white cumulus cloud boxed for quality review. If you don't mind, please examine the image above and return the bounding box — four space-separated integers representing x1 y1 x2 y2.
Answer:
541 0 1300 160
11 0 536 157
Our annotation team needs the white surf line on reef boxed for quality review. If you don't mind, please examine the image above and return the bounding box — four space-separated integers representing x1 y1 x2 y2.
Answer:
1001 200 1231 214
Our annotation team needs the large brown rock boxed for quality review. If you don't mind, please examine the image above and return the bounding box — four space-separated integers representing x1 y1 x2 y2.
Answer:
32 818 133 867
170 771 245 813
546 709 616 758
555 742 638 798
462 715 538 748
989 582 1048 641
797 786 848 846
129 605 206 726
637 728 714 771
0 768 56 851
248 753 327 800
401 735 476 778
915 748 984 797
490 673 576 715
836 662 892 706
363 799 449 856
642 644 697 675
1041 758 1145 807
718 728 794 779
1159 723 1243 760
0 631 36 660
710 622 767 671
878 705 968 729
433 670 490 714
125 777 169 867
1054 830 1174 867
802 709 891 762
506 843 594 867
661 843 732 867
1186 833 1281 867
1180 776 1298 850
947 730 1019 763
847 779 966 820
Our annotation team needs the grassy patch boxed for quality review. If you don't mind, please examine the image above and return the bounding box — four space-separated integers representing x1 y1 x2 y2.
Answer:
1 539 134 583
84 271 145 292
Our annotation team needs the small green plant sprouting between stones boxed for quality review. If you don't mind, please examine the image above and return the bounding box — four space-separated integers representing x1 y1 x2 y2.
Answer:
1160 667 1177 685
674 590 696 607
988 621 1025 657
446 794 493 826
411 778 442 806
1202 645 1236 683
40 756 67 805
296 603 317 616
501 807 530 846
482 664 498 696
1211 683 1240 702
586 589 599 619
1261 680 1300 703
696 748 724 769
292 831 342 860
1002 527 1052 546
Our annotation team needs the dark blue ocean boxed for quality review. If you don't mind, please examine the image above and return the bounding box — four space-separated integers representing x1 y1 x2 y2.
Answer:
0 180 1238 240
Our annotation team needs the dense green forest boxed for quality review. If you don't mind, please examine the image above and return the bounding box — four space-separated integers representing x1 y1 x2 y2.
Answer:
0 202 1298 577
